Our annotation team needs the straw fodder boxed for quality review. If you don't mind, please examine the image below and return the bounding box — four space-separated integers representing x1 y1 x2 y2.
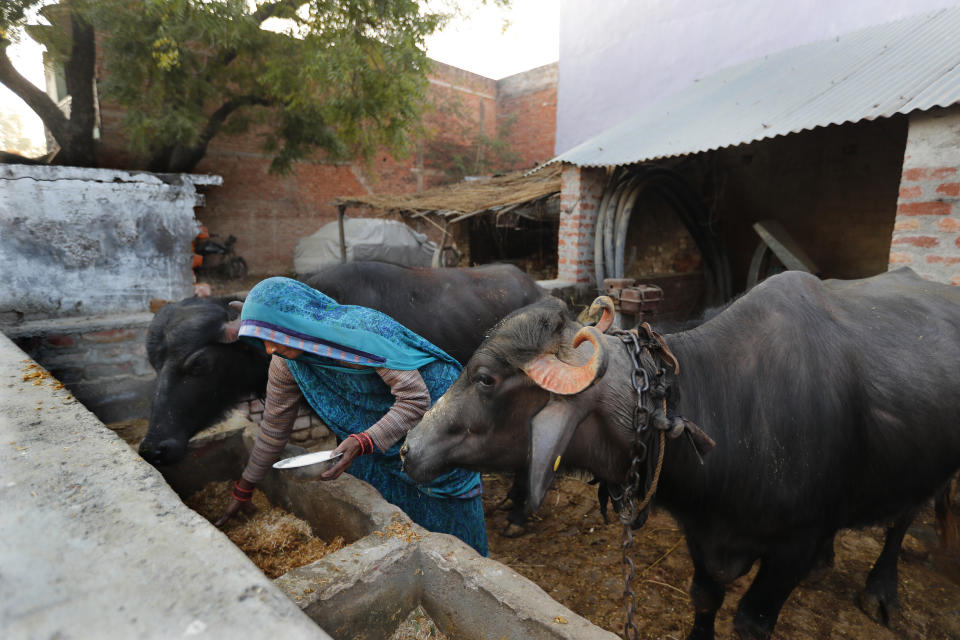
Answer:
335 164 561 217
390 605 449 640
186 481 345 578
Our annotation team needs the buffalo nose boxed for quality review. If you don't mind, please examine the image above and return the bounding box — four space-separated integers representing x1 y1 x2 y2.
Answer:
138 438 183 466
138 441 166 464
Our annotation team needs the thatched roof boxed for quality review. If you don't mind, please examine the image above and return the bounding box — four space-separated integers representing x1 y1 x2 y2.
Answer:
334 164 561 224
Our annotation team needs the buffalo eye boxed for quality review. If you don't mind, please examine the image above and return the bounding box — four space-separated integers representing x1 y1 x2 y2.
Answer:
182 350 212 376
473 371 495 389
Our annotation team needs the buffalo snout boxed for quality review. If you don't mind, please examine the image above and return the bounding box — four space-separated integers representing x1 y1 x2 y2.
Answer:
138 437 187 466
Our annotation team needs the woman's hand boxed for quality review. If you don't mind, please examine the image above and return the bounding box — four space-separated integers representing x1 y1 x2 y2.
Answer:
214 479 257 527
320 435 363 481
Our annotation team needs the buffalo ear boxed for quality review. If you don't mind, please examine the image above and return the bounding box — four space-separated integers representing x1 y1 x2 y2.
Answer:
220 317 241 343
220 300 244 343
526 398 591 514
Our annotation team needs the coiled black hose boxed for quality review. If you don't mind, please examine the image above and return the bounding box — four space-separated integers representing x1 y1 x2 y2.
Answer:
593 166 732 307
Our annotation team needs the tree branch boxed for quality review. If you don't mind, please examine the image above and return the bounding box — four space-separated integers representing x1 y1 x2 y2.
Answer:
0 40 70 142
155 94 271 173
252 0 303 24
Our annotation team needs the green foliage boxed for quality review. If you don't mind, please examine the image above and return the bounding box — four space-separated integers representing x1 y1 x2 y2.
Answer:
0 1 42 43
78 0 453 173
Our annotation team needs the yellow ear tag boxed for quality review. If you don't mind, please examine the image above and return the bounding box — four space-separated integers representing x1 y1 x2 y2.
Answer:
553 455 562 471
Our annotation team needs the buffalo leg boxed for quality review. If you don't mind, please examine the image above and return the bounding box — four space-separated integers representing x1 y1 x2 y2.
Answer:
498 471 528 537
733 534 825 640
686 540 726 640
858 508 915 628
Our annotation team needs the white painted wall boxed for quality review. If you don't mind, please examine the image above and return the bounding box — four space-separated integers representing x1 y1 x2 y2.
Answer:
0 165 219 322
557 0 960 153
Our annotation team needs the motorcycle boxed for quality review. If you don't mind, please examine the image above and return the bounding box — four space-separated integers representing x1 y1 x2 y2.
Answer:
193 228 248 280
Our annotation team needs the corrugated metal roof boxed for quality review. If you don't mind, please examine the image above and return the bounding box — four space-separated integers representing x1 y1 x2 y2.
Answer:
551 7 960 168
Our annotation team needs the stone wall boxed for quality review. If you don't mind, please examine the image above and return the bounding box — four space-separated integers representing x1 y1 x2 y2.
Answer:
0 165 217 323
891 105 960 285
7 314 154 423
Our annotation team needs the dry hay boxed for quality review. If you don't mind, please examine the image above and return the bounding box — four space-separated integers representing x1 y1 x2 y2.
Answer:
483 474 960 639
186 481 345 578
390 605 448 640
335 164 561 217
375 518 421 545
105 418 149 447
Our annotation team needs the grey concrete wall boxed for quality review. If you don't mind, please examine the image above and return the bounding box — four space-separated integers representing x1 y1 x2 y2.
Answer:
0 164 219 324
0 332 331 640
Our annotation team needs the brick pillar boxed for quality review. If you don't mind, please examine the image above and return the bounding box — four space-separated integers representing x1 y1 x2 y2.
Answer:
891 106 960 285
557 165 606 284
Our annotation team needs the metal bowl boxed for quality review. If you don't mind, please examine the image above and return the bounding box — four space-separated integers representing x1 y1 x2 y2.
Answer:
272 449 343 472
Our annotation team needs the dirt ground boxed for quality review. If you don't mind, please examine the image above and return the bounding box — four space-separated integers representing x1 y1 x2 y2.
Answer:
481 474 960 640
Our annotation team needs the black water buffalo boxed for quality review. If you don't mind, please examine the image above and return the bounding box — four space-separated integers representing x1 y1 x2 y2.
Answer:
140 261 545 466
401 268 960 640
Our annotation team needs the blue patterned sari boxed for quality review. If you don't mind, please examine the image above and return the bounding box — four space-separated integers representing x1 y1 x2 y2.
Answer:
238 277 487 555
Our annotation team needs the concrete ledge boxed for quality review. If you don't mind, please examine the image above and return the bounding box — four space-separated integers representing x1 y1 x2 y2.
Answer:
0 332 329 639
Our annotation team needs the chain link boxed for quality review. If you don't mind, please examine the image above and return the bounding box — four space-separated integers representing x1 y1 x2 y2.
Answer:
611 329 655 640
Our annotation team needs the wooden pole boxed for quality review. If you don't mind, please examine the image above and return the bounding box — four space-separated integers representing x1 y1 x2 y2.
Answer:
337 204 347 264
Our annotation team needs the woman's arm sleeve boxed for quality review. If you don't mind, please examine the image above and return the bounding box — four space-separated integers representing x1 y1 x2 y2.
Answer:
365 368 430 452
241 355 303 485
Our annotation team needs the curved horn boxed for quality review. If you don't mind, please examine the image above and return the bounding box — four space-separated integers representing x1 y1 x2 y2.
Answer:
220 300 244 343
522 326 609 395
587 296 616 333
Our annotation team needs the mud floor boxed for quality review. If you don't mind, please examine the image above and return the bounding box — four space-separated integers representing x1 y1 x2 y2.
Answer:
481 474 960 640
186 481 345 578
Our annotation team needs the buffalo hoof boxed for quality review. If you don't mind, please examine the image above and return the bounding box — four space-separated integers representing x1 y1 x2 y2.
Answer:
485 496 515 516
857 589 900 629
500 522 527 538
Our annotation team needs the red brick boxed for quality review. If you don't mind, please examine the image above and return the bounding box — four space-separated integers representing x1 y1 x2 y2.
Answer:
938 218 960 232
897 201 951 216
45 334 76 348
932 168 958 179
892 236 939 248
937 183 960 197
888 252 913 264
85 329 138 343
898 185 922 199
894 219 919 231
952 275 960 286
926 255 960 265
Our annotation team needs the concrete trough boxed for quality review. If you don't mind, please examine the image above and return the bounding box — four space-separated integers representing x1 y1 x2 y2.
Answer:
1 330 618 640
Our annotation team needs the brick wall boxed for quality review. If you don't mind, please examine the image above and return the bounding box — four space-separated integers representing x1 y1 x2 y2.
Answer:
233 396 335 450
9 315 154 423
497 63 558 170
557 165 606 283
891 106 960 285
94 59 558 275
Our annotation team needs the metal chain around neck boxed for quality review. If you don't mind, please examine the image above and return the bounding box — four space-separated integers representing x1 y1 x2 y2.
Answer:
610 328 658 640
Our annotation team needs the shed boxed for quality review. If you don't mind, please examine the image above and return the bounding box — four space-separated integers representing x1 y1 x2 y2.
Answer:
549 6 960 317
333 164 561 277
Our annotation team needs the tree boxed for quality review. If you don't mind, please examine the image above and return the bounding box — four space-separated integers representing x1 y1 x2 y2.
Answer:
1 1 97 166
1 1 507 173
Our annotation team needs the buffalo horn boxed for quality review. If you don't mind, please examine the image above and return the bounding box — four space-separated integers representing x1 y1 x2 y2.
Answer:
522 326 608 395
587 295 616 333
220 300 244 343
